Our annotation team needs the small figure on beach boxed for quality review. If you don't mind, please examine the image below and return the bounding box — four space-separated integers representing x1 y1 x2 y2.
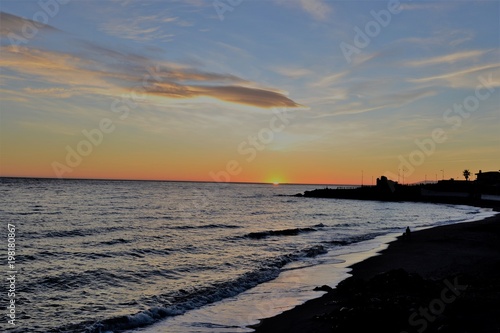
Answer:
404 226 411 241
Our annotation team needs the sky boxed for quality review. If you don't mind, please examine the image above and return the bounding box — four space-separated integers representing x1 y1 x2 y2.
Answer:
0 0 499 184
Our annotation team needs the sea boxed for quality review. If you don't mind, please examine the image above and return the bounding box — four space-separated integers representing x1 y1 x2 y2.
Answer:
1 178 496 333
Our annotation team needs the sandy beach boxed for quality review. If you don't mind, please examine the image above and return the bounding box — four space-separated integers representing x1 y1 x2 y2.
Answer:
253 209 500 333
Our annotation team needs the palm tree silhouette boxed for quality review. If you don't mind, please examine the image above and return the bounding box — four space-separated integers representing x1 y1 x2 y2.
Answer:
463 169 471 181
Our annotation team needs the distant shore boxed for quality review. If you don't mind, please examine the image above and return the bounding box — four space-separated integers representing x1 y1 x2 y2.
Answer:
252 205 500 333
296 182 500 210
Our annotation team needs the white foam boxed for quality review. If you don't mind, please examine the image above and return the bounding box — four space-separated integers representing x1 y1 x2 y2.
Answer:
133 233 399 333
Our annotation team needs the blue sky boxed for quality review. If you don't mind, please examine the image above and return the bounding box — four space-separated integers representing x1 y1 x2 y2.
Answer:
0 0 499 183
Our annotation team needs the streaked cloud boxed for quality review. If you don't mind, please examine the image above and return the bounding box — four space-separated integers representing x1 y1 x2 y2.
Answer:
447 30 475 47
1 44 303 108
0 11 60 35
405 50 490 67
274 0 332 21
216 42 253 59
395 29 475 48
314 104 387 117
273 67 313 78
312 87 437 117
409 63 500 88
311 71 348 88
298 0 332 21
0 46 109 87
23 87 79 99
100 15 176 42
373 88 438 107
399 3 451 11
146 83 302 108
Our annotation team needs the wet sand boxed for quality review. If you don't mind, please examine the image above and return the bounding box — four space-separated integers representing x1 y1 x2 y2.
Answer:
252 211 500 333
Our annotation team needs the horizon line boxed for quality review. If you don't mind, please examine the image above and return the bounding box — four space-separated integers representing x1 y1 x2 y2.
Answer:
0 175 362 187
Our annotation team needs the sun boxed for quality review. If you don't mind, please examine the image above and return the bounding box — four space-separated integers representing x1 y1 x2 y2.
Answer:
269 177 283 185
267 175 285 185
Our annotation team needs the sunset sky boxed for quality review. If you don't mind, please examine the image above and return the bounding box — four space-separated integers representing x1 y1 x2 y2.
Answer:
1 0 499 184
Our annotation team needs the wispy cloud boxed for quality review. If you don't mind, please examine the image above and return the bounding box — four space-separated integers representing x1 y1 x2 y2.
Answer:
100 14 176 42
0 88 29 103
399 3 451 11
314 104 387 117
0 11 60 36
273 66 313 78
395 29 475 48
311 71 348 88
409 63 500 88
215 42 253 59
274 0 332 21
405 50 490 67
447 30 475 47
1 44 303 108
146 84 302 108
312 87 437 117
298 0 332 21
0 46 111 88
23 87 79 99
373 88 438 107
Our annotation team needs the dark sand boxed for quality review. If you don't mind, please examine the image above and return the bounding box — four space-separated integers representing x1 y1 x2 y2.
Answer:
253 212 500 333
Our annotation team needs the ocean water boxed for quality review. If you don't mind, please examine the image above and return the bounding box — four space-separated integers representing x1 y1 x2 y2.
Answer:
0 178 494 333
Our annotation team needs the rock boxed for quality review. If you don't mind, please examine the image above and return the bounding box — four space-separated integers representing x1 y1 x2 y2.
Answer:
314 285 333 292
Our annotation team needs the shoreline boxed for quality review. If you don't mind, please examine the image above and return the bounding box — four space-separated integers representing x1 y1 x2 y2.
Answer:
252 206 500 333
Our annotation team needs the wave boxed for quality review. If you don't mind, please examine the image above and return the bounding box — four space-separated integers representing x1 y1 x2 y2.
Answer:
54 270 281 332
22 245 175 263
30 268 126 292
13 210 63 215
30 261 187 294
170 223 241 230
23 226 128 240
302 244 328 257
100 238 131 246
246 227 317 239
53 244 328 333
325 232 385 246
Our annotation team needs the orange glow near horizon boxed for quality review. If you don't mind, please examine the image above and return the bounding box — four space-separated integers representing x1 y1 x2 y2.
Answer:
1 138 499 186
